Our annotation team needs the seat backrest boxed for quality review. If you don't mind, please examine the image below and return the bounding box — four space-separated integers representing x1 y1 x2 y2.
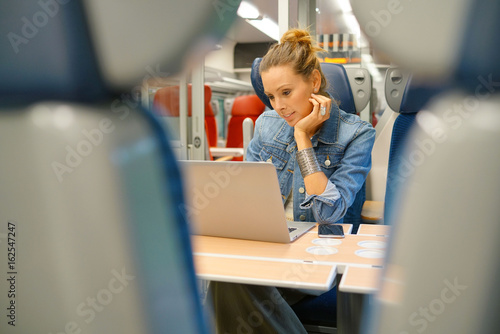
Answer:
364 68 409 203
250 58 371 115
153 84 218 148
0 1 238 333
323 63 372 115
352 0 500 332
250 58 272 109
384 71 449 225
226 94 266 153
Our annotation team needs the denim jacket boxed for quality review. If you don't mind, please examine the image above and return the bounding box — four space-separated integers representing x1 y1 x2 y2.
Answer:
246 102 375 224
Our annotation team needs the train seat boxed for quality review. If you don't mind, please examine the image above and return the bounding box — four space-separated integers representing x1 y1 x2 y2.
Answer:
225 94 266 161
362 68 449 224
363 100 398 221
384 73 449 225
0 1 238 333
351 0 500 332
361 69 403 223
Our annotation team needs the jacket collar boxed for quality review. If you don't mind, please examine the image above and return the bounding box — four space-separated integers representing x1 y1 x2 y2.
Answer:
274 101 341 147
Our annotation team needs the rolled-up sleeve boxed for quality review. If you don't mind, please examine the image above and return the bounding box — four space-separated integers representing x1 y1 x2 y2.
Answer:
300 181 340 222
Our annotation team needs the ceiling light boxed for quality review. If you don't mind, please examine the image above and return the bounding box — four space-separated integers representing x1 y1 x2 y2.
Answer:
337 0 353 13
245 16 279 41
344 13 360 35
237 1 260 20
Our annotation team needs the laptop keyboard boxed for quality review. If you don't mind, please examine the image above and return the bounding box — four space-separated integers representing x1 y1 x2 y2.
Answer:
288 227 297 233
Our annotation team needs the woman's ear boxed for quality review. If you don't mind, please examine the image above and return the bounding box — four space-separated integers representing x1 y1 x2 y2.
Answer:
311 69 321 92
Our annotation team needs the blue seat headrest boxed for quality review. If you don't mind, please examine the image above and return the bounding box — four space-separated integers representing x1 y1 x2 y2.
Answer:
251 58 357 114
455 0 500 91
385 68 450 115
320 63 356 114
400 77 450 114
0 1 108 105
250 58 272 110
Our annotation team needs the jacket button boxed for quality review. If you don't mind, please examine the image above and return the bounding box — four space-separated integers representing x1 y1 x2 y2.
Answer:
299 187 305 194
299 215 306 221
325 159 331 167
266 157 272 163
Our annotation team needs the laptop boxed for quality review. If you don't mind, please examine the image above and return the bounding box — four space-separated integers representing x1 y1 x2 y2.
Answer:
179 160 316 243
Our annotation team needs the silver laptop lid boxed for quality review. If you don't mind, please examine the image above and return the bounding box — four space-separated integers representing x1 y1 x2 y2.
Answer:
179 160 294 243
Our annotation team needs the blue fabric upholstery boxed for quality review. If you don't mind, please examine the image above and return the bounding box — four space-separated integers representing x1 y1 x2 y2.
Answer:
399 77 447 114
250 58 272 109
320 63 356 114
455 0 500 91
342 182 366 234
383 76 449 225
0 1 108 105
384 114 417 226
292 287 338 327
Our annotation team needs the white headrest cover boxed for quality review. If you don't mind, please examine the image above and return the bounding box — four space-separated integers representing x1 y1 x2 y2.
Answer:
84 0 238 91
351 0 472 80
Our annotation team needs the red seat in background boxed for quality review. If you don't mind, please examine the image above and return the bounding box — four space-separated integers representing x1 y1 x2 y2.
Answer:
226 94 266 161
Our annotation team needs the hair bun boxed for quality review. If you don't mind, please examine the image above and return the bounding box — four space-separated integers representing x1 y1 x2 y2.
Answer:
280 28 313 48
260 28 328 97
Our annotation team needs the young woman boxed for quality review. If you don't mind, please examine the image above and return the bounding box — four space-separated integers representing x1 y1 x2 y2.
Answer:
248 29 375 227
209 29 375 333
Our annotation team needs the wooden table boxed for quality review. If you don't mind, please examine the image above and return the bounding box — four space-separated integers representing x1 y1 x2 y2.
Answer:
191 223 389 333
357 223 391 237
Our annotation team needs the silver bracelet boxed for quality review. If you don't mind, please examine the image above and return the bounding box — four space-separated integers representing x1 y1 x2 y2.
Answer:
296 147 321 177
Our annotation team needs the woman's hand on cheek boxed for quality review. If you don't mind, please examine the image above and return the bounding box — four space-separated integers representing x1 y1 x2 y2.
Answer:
294 94 331 138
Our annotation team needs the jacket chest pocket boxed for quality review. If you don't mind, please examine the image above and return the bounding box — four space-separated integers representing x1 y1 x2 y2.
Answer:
315 147 343 172
259 146 288 171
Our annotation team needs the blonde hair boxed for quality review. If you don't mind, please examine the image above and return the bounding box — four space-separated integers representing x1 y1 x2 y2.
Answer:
260 28 329 96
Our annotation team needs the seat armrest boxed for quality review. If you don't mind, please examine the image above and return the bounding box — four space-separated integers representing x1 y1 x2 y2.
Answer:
242 117 254 161
209 147 244 158
361 200 384 223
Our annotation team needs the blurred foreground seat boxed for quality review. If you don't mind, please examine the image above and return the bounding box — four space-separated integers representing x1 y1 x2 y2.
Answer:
0 1 239 333
351 0 500 332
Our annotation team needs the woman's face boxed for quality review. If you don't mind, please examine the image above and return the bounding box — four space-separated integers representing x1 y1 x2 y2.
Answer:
262 65 319 127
